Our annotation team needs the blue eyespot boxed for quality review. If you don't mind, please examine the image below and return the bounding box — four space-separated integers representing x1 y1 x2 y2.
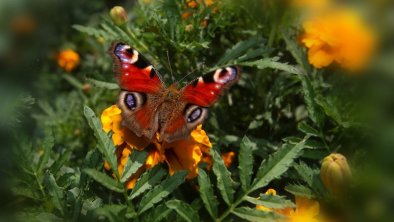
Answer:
125 93 137 110
187 108 202 123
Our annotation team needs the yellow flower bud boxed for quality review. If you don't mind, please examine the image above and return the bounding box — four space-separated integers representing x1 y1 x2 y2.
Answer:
320 153 352 194
109 6 128 26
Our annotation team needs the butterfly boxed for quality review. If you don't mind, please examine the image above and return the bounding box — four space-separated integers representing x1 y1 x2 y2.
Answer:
110 42 240 143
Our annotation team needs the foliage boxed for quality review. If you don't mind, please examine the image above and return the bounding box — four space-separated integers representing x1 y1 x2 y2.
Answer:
1 0 393 221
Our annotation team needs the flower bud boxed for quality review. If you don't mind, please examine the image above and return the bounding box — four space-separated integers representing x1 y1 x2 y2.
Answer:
109 6 128 26
320 153 352 194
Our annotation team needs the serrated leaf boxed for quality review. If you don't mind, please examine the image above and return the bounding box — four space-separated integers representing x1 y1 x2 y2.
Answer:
238 136 254 191
92 204 127 222
298 122 320 137
166 200 199 222
84 106 118 177
120 150 148 183
232 207 280 222
86 78 119 90
293 162 316 187
285 184 315 199
244 194 295 209
138 171 187 214
129 166 167 199
299 75 324 127
211 149 235 205
37 130 54 172
144 203 172 222
197 169 218 219
217 37 262 65
240 58 302 75
252 137 307 191
281 31 312 73
44 172 66 216
83 169 123 193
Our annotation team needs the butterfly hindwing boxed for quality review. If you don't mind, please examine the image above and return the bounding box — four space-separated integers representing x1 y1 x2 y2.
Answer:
159 67 240 142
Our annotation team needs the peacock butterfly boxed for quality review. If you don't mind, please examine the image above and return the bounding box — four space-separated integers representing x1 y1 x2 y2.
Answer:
110 42 240 142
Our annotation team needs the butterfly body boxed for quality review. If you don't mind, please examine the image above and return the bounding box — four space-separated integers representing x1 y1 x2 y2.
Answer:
110 42 240 143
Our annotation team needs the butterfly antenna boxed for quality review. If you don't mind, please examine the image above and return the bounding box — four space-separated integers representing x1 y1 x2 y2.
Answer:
166 51 175 83
175 68 199 87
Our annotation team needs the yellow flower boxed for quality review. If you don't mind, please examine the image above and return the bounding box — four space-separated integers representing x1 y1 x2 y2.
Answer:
221 151 235 168
299 9 376 71
257 189 323 222
57 49 80 72
291 0 330 10
100 105 213 189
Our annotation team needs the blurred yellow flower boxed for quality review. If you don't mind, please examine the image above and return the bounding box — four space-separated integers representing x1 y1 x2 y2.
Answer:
100 105 212 189
257 189 323 222
57 49 80 72
221 151 235 168
291 0 329 10
299 9 376 70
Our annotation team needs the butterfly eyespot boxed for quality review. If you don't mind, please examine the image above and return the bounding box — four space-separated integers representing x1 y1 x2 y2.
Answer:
214 67 237 84
125 93 137 110
187 108 202 123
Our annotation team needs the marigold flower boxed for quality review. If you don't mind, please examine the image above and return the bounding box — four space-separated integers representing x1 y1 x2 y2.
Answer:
182 0 218 22
291 0 330 10
221 151 235 168
57 49 80 72
100 105 213 189
299 9 376 70
257 189 323 222
320 153 351 194
109 6 128 27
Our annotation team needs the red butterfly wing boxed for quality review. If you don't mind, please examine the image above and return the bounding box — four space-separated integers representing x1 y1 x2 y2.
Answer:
110 42 164 141
182 66 240 107
159 67 240 142
110 42 163 93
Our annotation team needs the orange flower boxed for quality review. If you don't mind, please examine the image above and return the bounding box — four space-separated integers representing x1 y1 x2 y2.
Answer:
182 0 218 22
221 151 235 168
100 105 213 189
299 9 376 70
57 49 80 72
257 189 323 222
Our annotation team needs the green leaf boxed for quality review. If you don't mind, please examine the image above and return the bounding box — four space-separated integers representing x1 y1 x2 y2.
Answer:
83 169 123 193
252 137 307 191
285 184 315 199
298 122 320 137
211 149 235 205
166 200 200 222
120 150 148 183
238 136 254 191
197 169 218 219
293 162 317 187
240 58 303 75
86 78 119 90
84 106 118 177
244 194 295 209
92 204 127 222
232 207 280 222
144 203 172 222
129 166 167 199
281 31 312 73
299 75 324 127
217 37 262 65
37 130 54 172
44 172 66 216
62 74 84 89
138 171 187 214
